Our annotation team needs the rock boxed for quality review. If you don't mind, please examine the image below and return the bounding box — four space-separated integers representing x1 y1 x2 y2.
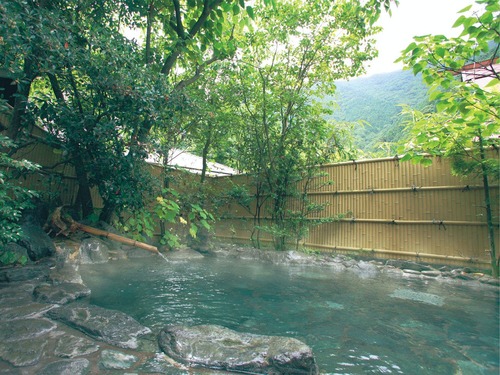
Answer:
100 349 138 370
0 319 57 342
80 237 109 264
0 335 48 367
0 319 56 367
54 334 100 358
421 270 441 278
166 246 204 261
158 324 319 375
37 358 90 375
386 260 432 272
33 282 91 305
0 263 50 282
348 260 379 278
17 224 56 261
46 303 151 349
479 276 500 286
402 269 422 275
49 262 83 284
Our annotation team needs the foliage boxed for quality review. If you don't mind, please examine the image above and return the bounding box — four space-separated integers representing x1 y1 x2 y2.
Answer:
397 0 499 276
0 250 28 267
0 0 256 223
0 135 39 246
116 188 214 249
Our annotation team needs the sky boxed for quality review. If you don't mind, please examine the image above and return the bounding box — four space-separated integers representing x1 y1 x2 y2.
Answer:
365 0 473 76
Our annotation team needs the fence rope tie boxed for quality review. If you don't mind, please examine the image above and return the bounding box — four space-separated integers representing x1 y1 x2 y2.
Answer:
390 219 397 225
393 154 400 166
351 159 358 170
433 219 447 230
411 184 419 192
462 185 471 192
350 217 356 224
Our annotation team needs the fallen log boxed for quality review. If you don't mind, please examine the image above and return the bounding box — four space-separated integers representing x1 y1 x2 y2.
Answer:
45 207 159 254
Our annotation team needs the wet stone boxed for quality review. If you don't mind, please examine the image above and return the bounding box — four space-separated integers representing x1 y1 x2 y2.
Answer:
0 335 48 367
402 269 421 275
421 270 441 277
166 246 204 260
49 262 83 284
18 223 56 261
80 237 109 264
100 349 138 370
54 333 100 358
37 358 90 375
33 282 91 305
0 318 57 342
158 324 319 375
0 264 50 283
46 303 151 349
0 301 54 320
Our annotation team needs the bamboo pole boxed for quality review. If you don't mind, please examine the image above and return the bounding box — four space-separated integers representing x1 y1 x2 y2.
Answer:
76 223 159 254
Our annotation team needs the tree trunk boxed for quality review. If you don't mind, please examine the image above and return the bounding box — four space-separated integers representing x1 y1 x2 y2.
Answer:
145 1 154 64
99 201 116 223
8 57 36 140
73 151 94 219
479 136 498 277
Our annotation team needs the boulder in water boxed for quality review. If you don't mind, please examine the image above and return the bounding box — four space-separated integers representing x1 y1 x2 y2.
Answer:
158 324 319 374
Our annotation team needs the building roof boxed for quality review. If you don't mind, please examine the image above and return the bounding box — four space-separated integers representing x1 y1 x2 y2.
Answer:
147 148 239 177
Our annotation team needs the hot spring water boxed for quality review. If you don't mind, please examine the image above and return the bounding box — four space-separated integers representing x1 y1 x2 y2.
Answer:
80 257 499 374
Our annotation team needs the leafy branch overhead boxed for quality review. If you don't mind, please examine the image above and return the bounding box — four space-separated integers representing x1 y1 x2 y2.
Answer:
397 0 499 276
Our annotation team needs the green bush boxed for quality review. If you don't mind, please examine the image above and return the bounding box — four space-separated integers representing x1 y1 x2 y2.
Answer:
0 135 40 246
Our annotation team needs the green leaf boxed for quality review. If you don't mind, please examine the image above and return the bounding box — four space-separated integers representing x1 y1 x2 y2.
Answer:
189 224 198 238
452 15 466 28
421 158 433 167
246 6 254 20
457 4 473 14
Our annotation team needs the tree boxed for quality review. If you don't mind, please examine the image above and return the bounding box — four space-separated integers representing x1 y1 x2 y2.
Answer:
397 0 499 276
0 135 39 254
1 0 254 222
201 0 396 250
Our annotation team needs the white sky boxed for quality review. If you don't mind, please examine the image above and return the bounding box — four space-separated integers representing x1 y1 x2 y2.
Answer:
365 0 473 76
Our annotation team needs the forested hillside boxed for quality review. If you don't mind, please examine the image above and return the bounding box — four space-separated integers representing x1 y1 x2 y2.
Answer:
330 70 431 156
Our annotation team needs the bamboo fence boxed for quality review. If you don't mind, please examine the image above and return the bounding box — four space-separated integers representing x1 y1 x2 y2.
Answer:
211 155 499 268
3 119 499 268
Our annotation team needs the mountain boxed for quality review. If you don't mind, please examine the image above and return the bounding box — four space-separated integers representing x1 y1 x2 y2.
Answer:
329 70 431 155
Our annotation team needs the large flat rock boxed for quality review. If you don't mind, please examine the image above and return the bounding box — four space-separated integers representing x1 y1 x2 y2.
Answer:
46 303 151 349
33 282 91 305
158 324 318 374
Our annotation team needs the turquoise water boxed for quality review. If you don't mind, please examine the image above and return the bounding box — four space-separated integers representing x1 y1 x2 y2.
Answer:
80 257 499 374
